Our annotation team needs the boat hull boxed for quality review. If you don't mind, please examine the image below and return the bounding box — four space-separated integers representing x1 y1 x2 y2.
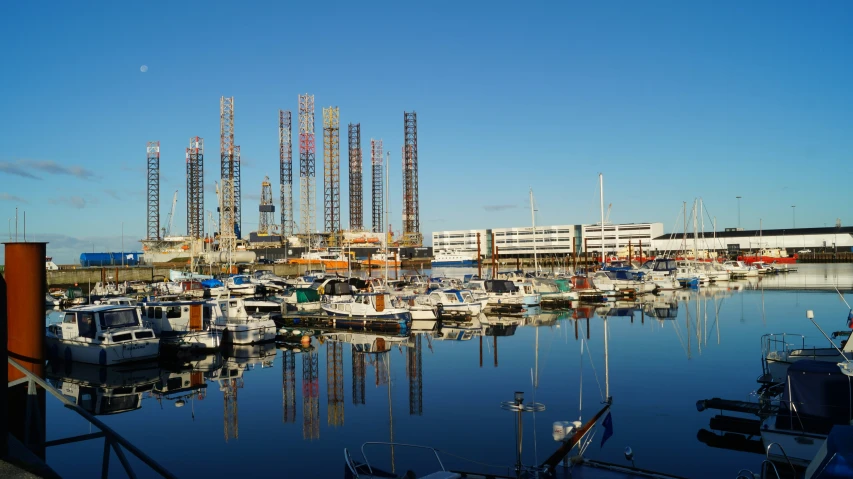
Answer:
220 320 277 345
431 260 476 267
46 337 159 366
160 330 221 350
288 258 349 269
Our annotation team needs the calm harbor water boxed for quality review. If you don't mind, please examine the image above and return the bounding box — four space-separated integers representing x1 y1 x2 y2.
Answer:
41 264 853 478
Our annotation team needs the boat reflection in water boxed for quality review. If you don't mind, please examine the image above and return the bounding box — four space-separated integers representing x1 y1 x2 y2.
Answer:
154 352 223 410
435 315 483 342
46 359 161 416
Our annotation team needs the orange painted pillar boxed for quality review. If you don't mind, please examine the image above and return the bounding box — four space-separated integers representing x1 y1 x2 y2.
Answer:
6 242 46 381
5 242 47 459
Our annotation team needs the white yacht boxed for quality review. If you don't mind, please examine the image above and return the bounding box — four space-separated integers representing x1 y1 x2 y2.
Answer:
431 249 478 267
589 271 656 294
140 300 222 350
722 260 757 278
224 275 257 296
46 305 159 365
424 289 483 316
321 292 412 321
212 298 277 344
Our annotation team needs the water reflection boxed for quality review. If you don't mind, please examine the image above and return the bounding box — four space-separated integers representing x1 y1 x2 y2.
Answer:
47 360 160 415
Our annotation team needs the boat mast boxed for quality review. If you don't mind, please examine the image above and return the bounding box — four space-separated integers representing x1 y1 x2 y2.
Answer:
530 187 539 274
604 310 610 402
682 201 687 258
599 173 605 265
692 199 698 260
384 151 390 284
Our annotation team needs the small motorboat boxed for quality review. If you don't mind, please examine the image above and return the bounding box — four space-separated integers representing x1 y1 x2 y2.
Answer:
46 305 159 365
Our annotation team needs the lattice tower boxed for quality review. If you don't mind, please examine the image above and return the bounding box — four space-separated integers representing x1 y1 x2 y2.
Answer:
258 176 275 235
298 94 316 236
302 351 320 440
371 139 383 233
323 107 340 244
222 379 239 442
219 96 236 252
282 350 296 423
234 145 241 237
402 111 422 246
348 124 362 231
371 351 389 387
186 137 204 238
327 342 345 427
352 346 366 405
146 141 160 240
280 110 293 237
407 334 423 415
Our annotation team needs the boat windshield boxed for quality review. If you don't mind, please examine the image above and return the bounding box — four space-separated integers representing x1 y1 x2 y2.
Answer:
100 309 139 329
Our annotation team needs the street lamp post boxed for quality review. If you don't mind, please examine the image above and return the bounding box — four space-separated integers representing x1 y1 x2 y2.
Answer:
791 205 796 228
736 196 742 229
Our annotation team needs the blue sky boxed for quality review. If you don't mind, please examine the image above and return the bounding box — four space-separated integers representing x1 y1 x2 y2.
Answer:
2 1 852 263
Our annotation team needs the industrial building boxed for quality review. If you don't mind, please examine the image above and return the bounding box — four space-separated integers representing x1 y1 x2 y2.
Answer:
582 223 664 256
650 225 853 255
432 223 657 259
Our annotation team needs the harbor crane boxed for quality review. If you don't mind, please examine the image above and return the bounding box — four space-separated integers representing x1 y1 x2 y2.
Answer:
162 190 178 238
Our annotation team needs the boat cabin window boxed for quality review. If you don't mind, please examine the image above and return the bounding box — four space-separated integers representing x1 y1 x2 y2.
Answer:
100 310 138 330
63 313 76 324
444 293 459 303
78 313 96 339
166 306 183 319
204 306 213 320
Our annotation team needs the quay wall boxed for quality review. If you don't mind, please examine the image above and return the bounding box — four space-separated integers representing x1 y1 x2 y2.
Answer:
3 263 305 287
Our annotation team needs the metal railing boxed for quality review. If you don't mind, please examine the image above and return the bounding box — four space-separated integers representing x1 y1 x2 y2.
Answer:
8 357 177 479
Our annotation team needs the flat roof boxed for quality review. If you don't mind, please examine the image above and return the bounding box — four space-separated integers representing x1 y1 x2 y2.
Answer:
653 226 853 240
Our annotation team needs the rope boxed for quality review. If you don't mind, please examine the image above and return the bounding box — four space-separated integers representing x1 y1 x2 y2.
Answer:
584 338 605 402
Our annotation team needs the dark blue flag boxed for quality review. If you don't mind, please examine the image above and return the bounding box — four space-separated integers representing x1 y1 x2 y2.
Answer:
600 412 613 448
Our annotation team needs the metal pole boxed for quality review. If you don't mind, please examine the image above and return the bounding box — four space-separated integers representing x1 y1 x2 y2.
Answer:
736 196 742 229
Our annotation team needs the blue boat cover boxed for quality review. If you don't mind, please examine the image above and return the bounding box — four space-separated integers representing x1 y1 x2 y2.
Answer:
777 360 853 434
201 279 223 288
810 426 853 479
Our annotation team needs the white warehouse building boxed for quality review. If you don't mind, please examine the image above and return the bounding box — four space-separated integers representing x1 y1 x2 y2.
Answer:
650 226 853 254
582 223 664 256
432 223 661 258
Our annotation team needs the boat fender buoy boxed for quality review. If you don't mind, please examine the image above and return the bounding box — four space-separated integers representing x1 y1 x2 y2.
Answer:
301 335 311 346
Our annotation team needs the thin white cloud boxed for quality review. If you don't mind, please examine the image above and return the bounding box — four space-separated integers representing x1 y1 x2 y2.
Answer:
0 192 28 203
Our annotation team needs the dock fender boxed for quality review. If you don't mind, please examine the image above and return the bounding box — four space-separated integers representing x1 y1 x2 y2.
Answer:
63 346 72 363
99 349 107 365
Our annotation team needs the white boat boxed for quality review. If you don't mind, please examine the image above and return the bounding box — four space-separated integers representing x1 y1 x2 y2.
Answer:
589 271 656 294
759 359 852 467
722 260 757 278
151 281 183 295
45 293 62 308
424 289 483 316
141 300 222 350
224 275 257 296
212 298 277 345
321 292 412 320
431 249 478 267
468 279 525 306
694 261 730 282
637 258 682 290
762 328 853 384
46 305 159 365
96 296 138 306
